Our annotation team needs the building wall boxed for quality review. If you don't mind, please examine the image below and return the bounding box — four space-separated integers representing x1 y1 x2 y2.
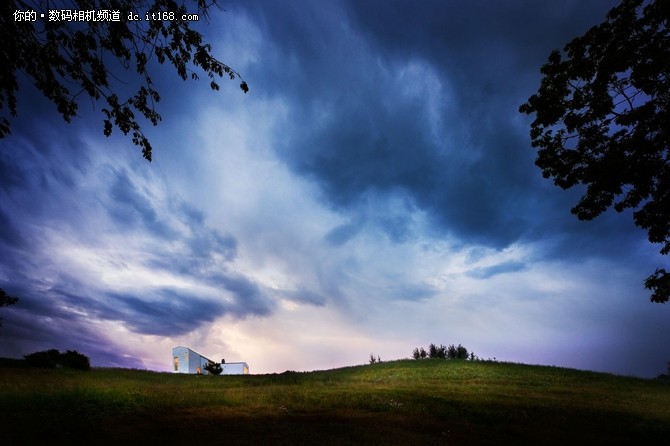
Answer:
222 362 249 375
172 346 189 374
198 354 211 375
172 346 212 374
173 347 248 375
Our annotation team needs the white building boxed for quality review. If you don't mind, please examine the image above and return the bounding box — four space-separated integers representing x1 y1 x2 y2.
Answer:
172 346 249 375
221 361 250 375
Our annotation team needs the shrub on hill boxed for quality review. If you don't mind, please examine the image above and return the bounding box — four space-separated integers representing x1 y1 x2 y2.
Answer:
24 349 61 368
412 347 427 360
412 343 476 361
429 343 447 359
204 361 223 375
60 350 91 370
24 349 90 370
447 344 469 360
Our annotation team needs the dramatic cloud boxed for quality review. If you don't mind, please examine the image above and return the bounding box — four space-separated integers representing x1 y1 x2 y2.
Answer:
1 0 667 377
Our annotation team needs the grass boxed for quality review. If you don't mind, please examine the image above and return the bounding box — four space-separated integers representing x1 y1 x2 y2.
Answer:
1 359 669 444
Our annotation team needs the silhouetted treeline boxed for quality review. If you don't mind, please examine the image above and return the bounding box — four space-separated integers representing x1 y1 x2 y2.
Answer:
23 349 91 370
412 343 476 361
0 357 27 368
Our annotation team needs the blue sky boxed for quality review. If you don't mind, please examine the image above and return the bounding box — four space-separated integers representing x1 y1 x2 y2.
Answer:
1 0 668 377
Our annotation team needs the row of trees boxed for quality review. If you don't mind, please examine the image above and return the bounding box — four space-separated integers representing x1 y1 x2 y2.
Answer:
412 343 476 361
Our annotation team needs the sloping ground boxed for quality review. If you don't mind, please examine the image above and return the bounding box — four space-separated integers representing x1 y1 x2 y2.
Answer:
1 359 669 444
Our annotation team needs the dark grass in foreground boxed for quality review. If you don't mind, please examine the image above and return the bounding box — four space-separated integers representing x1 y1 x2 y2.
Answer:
1 359 669 445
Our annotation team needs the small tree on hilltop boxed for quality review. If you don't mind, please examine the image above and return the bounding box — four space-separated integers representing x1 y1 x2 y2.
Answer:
456 344 469 360
447 344 456 359
429 343 447 359
204 361 223 375
412 347 429 359
446 344 469 359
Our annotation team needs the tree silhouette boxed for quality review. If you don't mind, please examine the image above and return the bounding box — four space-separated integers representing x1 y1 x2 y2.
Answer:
446 344 468 360
428 343 447 359
24 349 90 370
1 0 248 161
519 0 669 303
0 288 19 327
412 347 427 360
204 360 222 375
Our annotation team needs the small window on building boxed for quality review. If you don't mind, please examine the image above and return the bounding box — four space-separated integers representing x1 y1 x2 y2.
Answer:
196 367 201 374
174 357 179 371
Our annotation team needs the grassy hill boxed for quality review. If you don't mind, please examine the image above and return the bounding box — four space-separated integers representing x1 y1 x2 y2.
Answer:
1 359 669 444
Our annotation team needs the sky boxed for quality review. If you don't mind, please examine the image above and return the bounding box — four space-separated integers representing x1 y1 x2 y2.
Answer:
0 0 668 378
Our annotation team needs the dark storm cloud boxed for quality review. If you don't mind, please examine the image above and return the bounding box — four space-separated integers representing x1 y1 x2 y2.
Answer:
110 290 226 336
239 0 623 251
99 166 241 278
209 274 275 317
107 168 175 237
0 156 24 192
0 126 274 361
0 282 146 368
325 219 364 246
2 0 666 377
0 207 25 249
103 274 272 336
467 261 527 279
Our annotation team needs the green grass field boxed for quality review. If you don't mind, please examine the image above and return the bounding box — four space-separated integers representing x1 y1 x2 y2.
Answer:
1 359 669 445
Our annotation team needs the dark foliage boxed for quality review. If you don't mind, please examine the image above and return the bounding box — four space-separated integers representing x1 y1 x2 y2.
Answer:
446 344 469 360
428 343 446 359
61 350 91 370
204 361 222 375
1 0 247 161
415 343 474 360
411 347 427 360
24 349 61 368
519 0 670 303
0 357 29 368
24 349 90 370
0 288 19 327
